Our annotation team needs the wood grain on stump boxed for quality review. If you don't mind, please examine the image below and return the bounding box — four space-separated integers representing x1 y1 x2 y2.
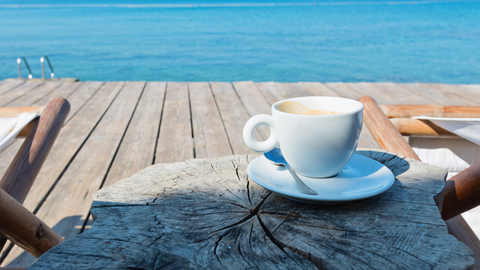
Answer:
29 150 474 269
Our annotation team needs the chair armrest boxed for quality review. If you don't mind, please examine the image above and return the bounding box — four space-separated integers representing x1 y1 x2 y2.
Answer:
440 161 480 220
0 188 63 258
0 97 70 203
381 104 480 118
358 96 419 160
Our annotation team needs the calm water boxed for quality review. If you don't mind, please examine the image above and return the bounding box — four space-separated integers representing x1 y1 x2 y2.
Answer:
0 0 479 83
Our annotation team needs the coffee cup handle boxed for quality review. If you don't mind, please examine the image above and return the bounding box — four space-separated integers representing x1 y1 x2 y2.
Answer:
243 114 278 153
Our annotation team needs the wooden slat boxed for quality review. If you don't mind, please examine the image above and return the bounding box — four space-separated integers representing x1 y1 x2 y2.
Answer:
0 107 43 118
232 81 270 140
346 83 396 105
362 82 431 104
58 81 104 123
31 81 82 107
0 80 25 96
420 83 480 106
155 82 193 163
275 82 311 98
390 118 456 136
394 83 461 106
0 82 102 178
1 81 144 268
7 81 63 108
299 82 339 97
255 82 289 105
324 82 363 100
0 81 45 107
189 82 232 158
210 82 252 155
102 81 164 187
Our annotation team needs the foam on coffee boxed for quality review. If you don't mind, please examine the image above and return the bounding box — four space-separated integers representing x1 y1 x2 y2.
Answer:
277 101 339 115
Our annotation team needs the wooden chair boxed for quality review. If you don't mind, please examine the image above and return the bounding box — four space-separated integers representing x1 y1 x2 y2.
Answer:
359 96 480 269
0 97 70 267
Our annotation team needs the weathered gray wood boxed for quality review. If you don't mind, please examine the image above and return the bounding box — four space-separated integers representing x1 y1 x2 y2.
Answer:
0 81 45 107
362 82 431 104
276 82 312 98
155 82 193 163
233 81 271 140
255 82 289 105
32 81 83 107
189 82 232 158
29 151 474 269
210 82 253 155
0 80 25 96
7 81 63 107
103 81 165 187
299 82 339 97
325 82 364 100
346 82 395 105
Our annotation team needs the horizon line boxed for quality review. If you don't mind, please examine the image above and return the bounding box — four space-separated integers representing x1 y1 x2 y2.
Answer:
0 0 479 8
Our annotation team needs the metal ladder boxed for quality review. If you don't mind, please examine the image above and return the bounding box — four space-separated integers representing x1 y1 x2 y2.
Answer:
17 56 55 80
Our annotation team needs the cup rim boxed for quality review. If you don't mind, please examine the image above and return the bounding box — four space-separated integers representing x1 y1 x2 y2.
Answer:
272 96 364 117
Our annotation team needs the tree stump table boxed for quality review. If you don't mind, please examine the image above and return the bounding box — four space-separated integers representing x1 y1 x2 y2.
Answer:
29 150 474 269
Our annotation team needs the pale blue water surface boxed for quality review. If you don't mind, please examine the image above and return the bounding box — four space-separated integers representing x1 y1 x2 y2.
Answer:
0 0 479 83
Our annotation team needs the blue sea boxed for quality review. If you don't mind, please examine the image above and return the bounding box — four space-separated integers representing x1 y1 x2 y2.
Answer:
0 0 479 83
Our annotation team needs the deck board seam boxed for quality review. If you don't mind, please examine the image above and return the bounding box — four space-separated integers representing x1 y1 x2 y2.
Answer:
187 83 196 158
151 82 168 165
209 82 235 155
30 82 124 216
0 80 26 98
2 81 45 107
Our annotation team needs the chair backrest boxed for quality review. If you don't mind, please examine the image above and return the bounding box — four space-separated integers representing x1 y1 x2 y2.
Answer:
359 96 480 268
0 97 70 259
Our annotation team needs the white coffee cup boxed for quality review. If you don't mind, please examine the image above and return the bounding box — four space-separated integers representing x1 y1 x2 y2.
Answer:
243 96 363 178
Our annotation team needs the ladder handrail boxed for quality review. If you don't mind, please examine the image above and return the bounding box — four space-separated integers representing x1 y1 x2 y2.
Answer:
17 57 33 79
40 56 55 80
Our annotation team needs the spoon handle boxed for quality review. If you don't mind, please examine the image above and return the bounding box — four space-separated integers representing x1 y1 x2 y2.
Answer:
284 164 318 195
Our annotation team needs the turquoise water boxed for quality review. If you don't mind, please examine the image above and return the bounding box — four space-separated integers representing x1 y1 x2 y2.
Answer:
0 1 479 83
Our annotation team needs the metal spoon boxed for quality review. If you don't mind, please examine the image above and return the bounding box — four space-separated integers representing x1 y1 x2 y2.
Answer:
264 148 318 195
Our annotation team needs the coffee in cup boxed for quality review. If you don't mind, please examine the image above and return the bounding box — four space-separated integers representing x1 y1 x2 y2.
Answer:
243 96 363 178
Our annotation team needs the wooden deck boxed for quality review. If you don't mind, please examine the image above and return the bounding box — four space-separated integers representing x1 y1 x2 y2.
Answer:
1 79 480 267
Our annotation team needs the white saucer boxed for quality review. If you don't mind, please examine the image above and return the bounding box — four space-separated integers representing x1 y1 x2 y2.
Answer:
247 154 395 204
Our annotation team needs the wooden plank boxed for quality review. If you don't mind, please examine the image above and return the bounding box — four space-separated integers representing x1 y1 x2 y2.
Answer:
346 83 399 105
102 81 164 187
275 82 311 98
155 82 193 163
232 81 271 140
324 82 364 100
32 81 83 107
255 82 288 105
299 82 339 97
394 83 459 106
419 83 479 106
210 82 253 155
59 81 104 123
7 81 63 107
0 82 102 178
189 82 232 159
1 81 143 268
0 80 25 96
0 81 45 107
362 82 431 104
